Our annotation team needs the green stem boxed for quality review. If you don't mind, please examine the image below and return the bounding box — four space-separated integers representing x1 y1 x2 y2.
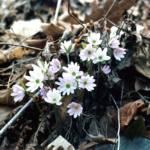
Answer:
87 61 92 74
66 53 70 64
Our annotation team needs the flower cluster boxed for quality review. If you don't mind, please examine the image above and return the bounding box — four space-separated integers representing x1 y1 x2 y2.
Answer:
109 26 126 61
11 26 127 119
56 62 96 95
79 32 110 64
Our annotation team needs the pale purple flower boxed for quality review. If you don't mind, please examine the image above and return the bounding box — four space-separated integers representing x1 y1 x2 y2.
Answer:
101 65 111 74
87 32 102 46
11 84 25 102
49 58 61 73
44 88 62 106
113 47 126 61
63 62 82 78
79 44 96 61
109 37 120 49
25 64 44 92
79 74 96 91
40 86 51 99
56 74 77 96
47 70 55 80
60 40 75 54
93 48 110 64
67 102 83 118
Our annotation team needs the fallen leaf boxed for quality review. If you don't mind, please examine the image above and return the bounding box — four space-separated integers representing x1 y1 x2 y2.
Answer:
0 50 7 64
47 135 75 150
135 79 150 91
85 0 136 25
135 64 150 79
78 141 97 150
87 133 117 144
120 99 145 129
0 89 14 105
0 106 13 124
10 19 42 37
41 23 65 41
147 104 150 115
58 95 72 121
0 47 37 64
134 40 150 78
26 39 47 49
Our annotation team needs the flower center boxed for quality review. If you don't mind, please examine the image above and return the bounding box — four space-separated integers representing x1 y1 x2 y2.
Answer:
88 50 92 55
66 84 71 89
83 80 87 85
72 72 76 76
74 105 79 110
93 40 96 43
53 98 56 101
35 79 40 84
99 55 102 60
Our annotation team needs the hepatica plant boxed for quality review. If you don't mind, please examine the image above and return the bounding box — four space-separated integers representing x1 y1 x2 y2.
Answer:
11 26 127 119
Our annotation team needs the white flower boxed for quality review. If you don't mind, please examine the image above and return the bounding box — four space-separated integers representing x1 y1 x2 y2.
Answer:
11 84 25 102
67 102 83 118
63 62 82 78
110 26 124 39
87 32 102 46
37 60 49 73
113 47 126 61
79 74 96 91
60 40 75 54
79 44 96 61
44 89 62 106
25 64 44 92
56 74 77 95
93 48 110 64
49 58 61 73
101 65 111 74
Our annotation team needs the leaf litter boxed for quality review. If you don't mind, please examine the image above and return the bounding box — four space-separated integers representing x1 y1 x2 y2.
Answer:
0 0 150 150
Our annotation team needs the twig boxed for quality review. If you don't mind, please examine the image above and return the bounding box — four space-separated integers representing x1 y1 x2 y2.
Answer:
7 62 15 88
67 0 85 29
104 0 117 19
0 42 43 51
65 118 72 139
53 0 62 24
110 95 120 150
0 94 38 137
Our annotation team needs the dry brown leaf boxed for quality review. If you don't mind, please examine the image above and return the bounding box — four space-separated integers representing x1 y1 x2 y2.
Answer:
134 32 150 78
0 47 35 64
85 0 136 24
7 47 31 60
0 89 14 105
87 133 117 144
58 96 72 120
135 79 150 91
41 23 65 41
147 104 150 115
120 99 145 129
78 141 97 150
135 63 150 79
0 50 7 64
26 39 47 49
0 106 13 123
